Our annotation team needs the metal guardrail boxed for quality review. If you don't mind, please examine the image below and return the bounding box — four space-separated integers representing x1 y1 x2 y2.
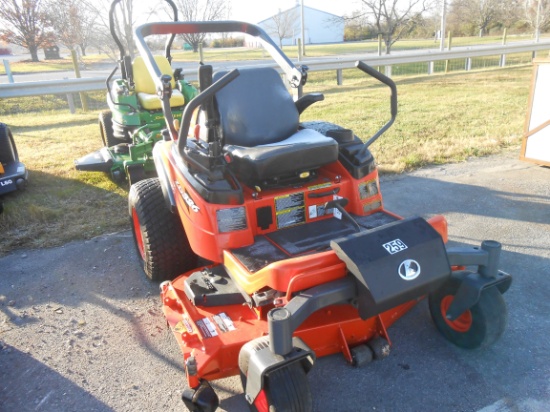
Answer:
0 76 106 98
1 41 549 99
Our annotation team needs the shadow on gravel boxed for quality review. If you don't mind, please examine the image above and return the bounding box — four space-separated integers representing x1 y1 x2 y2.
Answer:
0 345 113 412
383 174 550 227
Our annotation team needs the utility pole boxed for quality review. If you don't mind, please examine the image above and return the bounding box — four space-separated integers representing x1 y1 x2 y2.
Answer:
301 0 306 56
440 0 447 51
535 0 542 43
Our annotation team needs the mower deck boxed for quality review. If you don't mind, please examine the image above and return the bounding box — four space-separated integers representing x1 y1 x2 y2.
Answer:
161 205 450 383
162 267 416 382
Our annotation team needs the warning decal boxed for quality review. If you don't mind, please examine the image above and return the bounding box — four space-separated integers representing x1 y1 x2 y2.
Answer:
358 180 379 199
196 313 236 338
212 313 236 333
196 318 218 338
307 182 332 191
275 192 306 229
275 192 304 211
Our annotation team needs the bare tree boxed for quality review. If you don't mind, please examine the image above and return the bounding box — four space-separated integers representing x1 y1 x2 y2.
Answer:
47 0 99 56
176 0 229 52
449 0 502 37
343 10 374 41
523 0 550 40
0 0 54 61
79 0 140 59
499 0 522 29
263 7 299 48
357 0 431 54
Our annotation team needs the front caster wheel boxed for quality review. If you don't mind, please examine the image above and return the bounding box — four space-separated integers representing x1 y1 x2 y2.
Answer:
429 275 507 349
182 380 219 412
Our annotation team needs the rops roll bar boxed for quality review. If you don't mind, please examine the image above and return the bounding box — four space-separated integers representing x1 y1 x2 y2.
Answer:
355 61 398 149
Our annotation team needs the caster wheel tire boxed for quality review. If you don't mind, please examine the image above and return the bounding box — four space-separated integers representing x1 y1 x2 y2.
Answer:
368 336 390 360
99 110 117 147
429 275 507 349
129 178 197 281
351 344 373 367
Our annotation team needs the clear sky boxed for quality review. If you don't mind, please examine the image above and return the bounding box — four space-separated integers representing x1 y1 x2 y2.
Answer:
229 0 360 23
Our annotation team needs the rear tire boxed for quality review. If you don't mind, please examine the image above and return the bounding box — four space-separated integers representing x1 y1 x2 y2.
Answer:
0 123 18 164
129 178 197 281
99 110 117 147
429 275 507 349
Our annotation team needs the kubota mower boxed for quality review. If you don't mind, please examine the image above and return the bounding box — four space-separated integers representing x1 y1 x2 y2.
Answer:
0 122 28 214
129 21 512 412
74 0 198 185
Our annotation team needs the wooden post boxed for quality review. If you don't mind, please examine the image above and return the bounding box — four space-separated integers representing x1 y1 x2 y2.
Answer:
64 78 76 114
297 38 303 62
336 69 343 85
199 43 204 62
445 31 452 73
70 49 88 112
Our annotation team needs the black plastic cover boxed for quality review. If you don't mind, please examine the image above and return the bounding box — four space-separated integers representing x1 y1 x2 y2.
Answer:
300 121 376 179
0 161 27 195
183 266 246 307
74 147 114 172
331 217 451 319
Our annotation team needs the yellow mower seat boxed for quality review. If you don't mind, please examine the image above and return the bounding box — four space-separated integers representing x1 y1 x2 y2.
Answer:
132 55 185 110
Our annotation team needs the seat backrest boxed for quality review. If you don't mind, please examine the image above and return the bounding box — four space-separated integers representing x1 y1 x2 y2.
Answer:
213 67 299 147
132 55 175 95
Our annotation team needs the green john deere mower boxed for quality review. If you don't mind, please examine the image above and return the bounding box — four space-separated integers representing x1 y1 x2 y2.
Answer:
75 0 198 185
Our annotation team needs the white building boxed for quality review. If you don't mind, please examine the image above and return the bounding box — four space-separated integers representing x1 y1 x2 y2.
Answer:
257 4 344 47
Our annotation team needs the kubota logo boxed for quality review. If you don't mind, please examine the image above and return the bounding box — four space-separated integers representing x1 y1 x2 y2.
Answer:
174 181 200 212
183 192 200 213
398 259 421 281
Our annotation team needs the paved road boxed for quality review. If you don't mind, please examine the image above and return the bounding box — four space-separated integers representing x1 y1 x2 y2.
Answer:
1 40 542 84
1 149 549 411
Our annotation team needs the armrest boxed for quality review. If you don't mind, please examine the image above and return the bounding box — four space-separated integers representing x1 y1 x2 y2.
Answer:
295 93 324 114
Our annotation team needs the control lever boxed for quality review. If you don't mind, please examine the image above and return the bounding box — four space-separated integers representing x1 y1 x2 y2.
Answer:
324 198 361 232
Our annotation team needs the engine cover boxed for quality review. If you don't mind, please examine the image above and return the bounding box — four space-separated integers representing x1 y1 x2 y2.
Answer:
331 217 451 319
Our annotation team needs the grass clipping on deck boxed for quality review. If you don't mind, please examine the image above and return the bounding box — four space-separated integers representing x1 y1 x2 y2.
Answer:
0 65 531 254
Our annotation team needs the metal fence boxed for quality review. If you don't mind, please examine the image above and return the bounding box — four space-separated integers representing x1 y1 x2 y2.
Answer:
1 41 549 103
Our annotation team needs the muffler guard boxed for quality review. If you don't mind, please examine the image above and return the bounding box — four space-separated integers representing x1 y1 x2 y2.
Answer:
331 217 451 319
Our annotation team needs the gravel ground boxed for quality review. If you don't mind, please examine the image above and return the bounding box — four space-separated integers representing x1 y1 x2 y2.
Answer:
1 149 549 412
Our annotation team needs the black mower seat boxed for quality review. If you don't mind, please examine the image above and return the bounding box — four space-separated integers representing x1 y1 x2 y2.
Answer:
132 56 185 110
213 67 338 186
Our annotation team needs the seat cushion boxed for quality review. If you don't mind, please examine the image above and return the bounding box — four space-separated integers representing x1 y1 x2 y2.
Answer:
225 128 338 185
137 89 185 111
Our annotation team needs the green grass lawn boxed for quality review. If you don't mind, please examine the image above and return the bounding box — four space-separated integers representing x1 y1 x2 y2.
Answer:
0 65 532 254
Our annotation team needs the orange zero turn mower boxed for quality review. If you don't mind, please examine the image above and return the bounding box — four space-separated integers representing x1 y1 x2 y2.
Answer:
128 21 512 412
